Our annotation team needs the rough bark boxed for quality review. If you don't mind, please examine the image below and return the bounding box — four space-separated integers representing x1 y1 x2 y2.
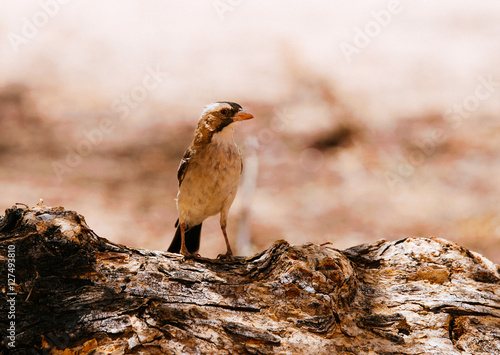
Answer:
0 204 499 354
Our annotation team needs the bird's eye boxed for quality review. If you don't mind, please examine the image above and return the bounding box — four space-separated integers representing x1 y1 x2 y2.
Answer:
220 109 229 116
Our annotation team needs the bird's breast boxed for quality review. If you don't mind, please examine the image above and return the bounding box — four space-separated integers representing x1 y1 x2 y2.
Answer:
176 137 241 225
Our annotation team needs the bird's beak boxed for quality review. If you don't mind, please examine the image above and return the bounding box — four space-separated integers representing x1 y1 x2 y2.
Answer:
234 110 254 121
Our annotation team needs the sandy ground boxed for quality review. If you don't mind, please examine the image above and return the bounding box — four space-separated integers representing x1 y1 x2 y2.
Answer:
1 1 499 263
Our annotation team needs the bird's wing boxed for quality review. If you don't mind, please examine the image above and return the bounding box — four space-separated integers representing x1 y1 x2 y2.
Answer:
177 148 193 187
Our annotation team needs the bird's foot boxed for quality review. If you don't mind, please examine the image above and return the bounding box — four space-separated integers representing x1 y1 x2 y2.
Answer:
216 251 235 262
179 253 201 262
180 247 200 260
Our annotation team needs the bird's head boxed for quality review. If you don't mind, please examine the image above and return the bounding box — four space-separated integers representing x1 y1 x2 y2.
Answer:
194 102 253 144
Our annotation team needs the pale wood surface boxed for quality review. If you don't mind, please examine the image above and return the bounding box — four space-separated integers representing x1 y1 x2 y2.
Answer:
1 204 499 354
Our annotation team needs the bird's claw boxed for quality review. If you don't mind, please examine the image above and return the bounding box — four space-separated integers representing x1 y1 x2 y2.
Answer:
180 250 200 260
216 252 235 262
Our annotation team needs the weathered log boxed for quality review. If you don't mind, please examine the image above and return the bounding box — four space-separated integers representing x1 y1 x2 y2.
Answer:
0 204 499 354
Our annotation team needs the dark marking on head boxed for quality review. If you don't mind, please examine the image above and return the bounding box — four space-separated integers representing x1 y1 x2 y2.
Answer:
210 102 242 133
214 119 234 133
216 101 243 113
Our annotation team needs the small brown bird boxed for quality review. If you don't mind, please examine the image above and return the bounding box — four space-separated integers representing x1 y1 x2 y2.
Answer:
167 102 254 259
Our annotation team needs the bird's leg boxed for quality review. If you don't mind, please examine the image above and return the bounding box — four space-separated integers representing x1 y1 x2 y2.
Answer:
179 222 193 258
221 224 234 257
217 215 234 261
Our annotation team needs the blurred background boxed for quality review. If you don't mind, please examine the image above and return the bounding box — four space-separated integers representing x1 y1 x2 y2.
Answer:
1 1 499 263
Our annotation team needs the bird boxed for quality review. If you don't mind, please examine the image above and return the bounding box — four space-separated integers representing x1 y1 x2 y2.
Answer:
167 102 254 259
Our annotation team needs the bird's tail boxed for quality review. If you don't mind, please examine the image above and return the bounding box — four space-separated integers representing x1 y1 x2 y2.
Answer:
167 219 202 254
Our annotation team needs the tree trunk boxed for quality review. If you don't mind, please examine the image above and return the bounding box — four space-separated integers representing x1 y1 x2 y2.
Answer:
1 204 499 354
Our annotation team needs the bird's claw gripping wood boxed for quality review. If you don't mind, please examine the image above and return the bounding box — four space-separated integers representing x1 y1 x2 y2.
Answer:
216 251 235 261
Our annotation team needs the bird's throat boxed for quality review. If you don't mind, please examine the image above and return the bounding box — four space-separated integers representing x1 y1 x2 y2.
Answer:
211 125 237 146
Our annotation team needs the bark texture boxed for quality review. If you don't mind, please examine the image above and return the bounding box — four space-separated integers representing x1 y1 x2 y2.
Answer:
0 204 499 354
